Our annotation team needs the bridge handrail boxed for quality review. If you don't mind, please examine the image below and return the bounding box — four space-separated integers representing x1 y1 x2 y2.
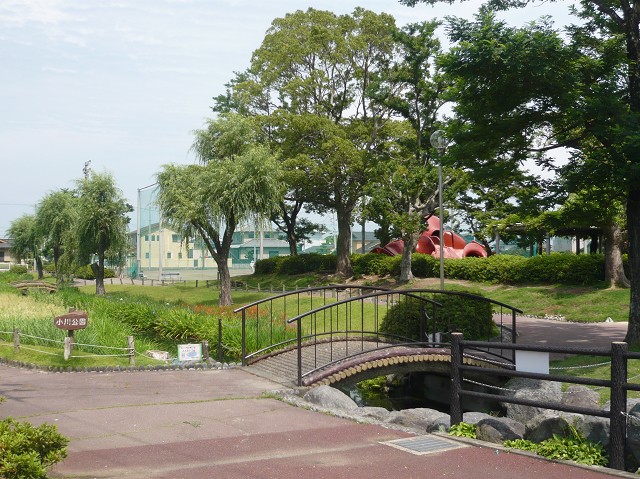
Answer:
232 284 390 314
285 290 442 325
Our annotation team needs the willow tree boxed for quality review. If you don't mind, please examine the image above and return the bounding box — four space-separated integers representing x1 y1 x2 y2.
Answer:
35 189 76 282
156 114 283 306
74 172 131 295
8 214 44 278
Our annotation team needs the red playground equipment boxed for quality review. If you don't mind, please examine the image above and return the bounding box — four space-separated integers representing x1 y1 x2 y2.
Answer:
372 215 487 259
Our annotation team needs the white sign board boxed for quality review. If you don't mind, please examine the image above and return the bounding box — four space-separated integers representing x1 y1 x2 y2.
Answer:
515 350 549 374
178 343 202 362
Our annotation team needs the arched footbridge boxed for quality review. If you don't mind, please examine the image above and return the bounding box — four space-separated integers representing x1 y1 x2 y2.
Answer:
233 286 522 387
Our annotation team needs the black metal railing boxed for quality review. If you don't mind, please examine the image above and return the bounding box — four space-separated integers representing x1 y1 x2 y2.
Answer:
283 289 521 386
233 285 392 364
450 333 639 471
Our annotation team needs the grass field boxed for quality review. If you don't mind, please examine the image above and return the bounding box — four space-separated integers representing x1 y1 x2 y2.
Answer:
1 272 634 401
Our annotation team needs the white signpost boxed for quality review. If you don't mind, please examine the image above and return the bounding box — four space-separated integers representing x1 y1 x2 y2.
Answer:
178 343 202 362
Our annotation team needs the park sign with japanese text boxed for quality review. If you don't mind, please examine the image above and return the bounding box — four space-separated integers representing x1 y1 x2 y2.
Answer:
54 310 88 330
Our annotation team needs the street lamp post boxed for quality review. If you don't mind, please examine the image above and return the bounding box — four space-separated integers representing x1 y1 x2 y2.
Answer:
430 130 448 291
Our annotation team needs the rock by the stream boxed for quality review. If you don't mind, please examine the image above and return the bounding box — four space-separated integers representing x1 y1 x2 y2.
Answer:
462 411 494 425
476 417 525 444
561 385 600 410
385 408 450 433
500 378 562 424
525 411 576 442
303 385 358 410
352 406 390 421
623 403 640 471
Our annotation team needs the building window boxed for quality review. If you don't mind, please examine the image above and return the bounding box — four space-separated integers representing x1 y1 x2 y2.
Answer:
144 235 149 241
188 249 193 259
166 252 172 259
178 252 183 259
151 235 156 241
145 252 150 259
172 234 181 243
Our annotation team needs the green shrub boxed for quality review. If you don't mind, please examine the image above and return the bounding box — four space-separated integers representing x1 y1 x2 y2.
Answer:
379 291 495 341
449 422 477 439
255 254 337 276
0 271 32 284
351 253 400 276
0 417 68 479
73 265 116 280
504 425 608 466
254 257 285 274
9 265 28 274
411 254 437 278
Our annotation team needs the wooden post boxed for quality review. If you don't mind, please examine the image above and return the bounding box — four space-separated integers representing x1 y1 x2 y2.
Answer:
218 317 223 362
202 340 209 361
63 336 71 360
610 341 628 471
196 280 199 288
13 328 19 353
128 336 135 366
450 332 464 426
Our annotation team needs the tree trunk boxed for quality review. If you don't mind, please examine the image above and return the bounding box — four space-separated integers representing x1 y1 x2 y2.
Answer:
92 255 106 296
589 234 599 254
399 233 417 284
625 184 640 344
287 230 299 256
335 206 354 277
217 259 232 306
604 222 630 288
35 256 43 280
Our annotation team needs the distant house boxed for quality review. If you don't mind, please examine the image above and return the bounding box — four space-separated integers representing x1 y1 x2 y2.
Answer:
230 238 292 264
0 239 15 269
351 231 379 253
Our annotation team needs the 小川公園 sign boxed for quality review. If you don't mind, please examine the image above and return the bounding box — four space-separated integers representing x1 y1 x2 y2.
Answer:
54 311 88 330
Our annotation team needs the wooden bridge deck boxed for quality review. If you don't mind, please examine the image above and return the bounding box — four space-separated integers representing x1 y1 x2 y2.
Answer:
245 340 503 387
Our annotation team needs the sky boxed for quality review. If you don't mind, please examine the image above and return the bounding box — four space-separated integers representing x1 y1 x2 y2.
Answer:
0 0 575 236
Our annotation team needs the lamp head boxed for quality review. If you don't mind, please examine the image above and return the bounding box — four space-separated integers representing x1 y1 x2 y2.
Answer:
430 130 448 151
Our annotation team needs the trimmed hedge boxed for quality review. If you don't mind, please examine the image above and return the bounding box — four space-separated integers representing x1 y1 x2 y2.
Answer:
379 291 495 341
353 252 606 286
255 253 337 276
74 265 116 280
255 251 609 285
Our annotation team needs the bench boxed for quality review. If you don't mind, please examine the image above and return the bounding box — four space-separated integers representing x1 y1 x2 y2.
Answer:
160 272 180 282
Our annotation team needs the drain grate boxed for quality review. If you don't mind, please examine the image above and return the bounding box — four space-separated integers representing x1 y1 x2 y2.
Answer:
383 435 467 455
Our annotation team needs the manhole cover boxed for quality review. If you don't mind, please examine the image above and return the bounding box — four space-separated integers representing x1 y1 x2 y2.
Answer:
383 435 467 455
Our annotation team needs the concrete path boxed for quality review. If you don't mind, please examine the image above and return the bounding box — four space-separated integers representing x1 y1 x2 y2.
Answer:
0 364 631 479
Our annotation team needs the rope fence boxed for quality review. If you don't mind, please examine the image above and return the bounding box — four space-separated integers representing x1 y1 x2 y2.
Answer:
3 328 137 365
3 329 218 366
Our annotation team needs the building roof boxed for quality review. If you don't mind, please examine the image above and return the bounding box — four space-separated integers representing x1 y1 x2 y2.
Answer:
351 231 377 241
231 238 290 249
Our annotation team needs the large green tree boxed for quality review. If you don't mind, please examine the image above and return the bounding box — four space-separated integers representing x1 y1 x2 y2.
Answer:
402 0 640 347
237 8 398 277
366 21 456 283
8 214 44 279
156 114 283 306
74 172 131 295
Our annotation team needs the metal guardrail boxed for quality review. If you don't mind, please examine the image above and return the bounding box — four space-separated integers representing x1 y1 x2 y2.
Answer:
450 333 639 471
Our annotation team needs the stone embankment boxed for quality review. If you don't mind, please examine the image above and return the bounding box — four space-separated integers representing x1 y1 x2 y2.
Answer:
275 379 640 471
